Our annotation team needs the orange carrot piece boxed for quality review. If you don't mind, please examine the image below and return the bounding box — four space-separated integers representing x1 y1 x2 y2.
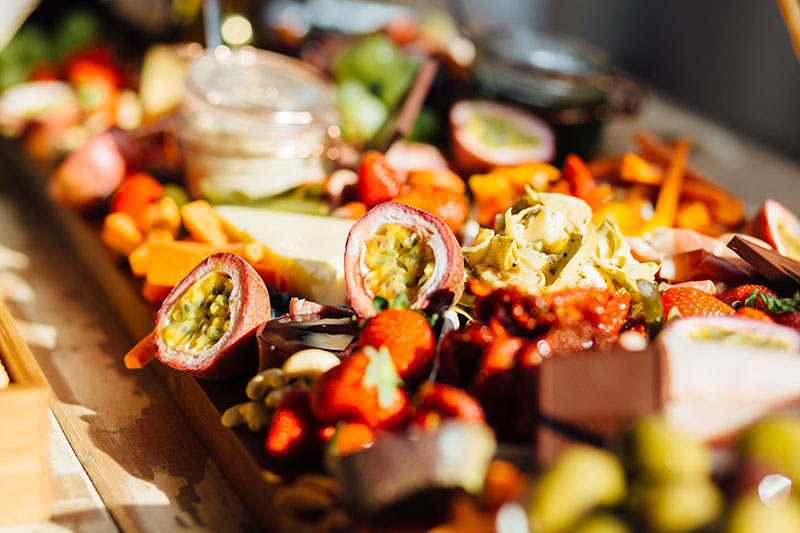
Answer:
142 280 173 304
620 153 662 185
652 139 690 228
181 200 228 245
124 330 156 369
634 131 745 227
586 156 622 181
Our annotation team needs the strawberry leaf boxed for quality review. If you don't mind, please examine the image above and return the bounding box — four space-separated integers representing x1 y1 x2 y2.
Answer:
362 345 403 408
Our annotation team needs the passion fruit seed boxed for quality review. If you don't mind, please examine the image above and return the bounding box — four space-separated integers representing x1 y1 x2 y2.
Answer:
468 113 538 148
364 223 435 303
163 272 234 351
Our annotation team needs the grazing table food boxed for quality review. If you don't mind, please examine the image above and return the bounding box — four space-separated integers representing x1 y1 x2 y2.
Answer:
4 8 800 532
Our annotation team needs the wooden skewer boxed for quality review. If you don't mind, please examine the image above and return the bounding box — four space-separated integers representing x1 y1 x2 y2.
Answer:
778 0 800 64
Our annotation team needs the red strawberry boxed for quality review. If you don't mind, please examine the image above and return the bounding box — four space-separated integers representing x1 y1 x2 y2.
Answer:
357 151 403 208
266 389 326 459
327 422 375 457
775 311 800 331
309 346 409 430
719 284 777 311
359 309 435 382
735 307 775 323
411 383 485 431
661 287 734 318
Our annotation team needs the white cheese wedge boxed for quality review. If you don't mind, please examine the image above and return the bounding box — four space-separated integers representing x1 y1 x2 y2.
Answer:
215 206 354 306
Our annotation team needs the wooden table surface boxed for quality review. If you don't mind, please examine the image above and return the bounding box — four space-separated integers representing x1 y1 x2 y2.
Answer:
0 93 797 533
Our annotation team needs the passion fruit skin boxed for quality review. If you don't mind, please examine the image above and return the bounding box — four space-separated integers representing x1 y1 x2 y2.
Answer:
153 252 271 380
745 199 800 260
344 202 465 318
450 99 555 174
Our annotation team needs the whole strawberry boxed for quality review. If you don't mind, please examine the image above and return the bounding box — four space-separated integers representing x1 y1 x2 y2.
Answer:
266 389 327 459
775 311 800 331
359 309 435 383
661 287 734 318
357 151 403 208
309 346 409 430
719 284 777 311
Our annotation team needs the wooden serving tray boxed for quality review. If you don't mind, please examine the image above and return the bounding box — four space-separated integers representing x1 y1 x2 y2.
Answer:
10 151 318 532
0 299 51 525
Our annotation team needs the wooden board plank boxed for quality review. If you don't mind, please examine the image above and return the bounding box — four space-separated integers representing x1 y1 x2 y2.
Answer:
0 147 258 532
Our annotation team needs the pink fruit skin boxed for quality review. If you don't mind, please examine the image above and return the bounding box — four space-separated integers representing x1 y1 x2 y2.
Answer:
449 100 555 174
153 252 271 380
746 199 800 258
344 202 465 318
48 130 126 209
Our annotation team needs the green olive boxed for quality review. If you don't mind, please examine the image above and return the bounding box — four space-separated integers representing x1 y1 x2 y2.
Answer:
163 272 233 351
618 415 712 482
725 493 800 533
528 445 626 533
629 479 722 533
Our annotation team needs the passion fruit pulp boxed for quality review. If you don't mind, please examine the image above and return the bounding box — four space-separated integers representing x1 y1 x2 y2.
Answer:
344 202 465 318
162 272 233 350
154 252 271 380
450 99 555 174
745 199 800 261
364 223 435 304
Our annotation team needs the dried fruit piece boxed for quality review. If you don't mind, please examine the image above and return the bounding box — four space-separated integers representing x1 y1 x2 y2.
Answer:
153 252 271 380
110 173 163 229
393 184 469 234
450 99 555 173
344 201 465 318
746 199 800 261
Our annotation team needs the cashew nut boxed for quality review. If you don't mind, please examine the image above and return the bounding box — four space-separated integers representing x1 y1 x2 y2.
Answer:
281 348 341 379
246 367 287 400
221 400 272 431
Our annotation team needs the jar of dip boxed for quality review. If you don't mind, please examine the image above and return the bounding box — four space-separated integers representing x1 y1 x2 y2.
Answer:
178 46 339 202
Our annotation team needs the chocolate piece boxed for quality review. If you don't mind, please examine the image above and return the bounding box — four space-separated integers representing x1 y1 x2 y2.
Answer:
331 420 496 515
257 312 358 371
728 235 800 294
536 345 665 466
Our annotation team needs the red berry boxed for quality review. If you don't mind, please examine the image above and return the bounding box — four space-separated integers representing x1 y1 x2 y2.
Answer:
359 309 435 382
734 307 775 323
661 287 734 318
719 284 777 310
357 151 403 208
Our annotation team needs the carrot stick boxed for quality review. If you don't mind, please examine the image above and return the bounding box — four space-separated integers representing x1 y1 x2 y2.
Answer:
778 0 800 64
124 330 156 369
634 131 745 227
653 138 691 228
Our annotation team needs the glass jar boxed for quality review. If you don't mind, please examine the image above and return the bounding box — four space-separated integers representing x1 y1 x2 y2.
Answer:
472 26 642 157
178 46 339 202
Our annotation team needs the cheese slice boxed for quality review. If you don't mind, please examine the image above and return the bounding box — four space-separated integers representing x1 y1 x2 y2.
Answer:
215 206 353 305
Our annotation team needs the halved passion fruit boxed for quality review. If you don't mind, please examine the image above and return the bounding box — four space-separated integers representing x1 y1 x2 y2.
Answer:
344 202 465 318
153 252 271 380
745 199 800 261
450 99 555 173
